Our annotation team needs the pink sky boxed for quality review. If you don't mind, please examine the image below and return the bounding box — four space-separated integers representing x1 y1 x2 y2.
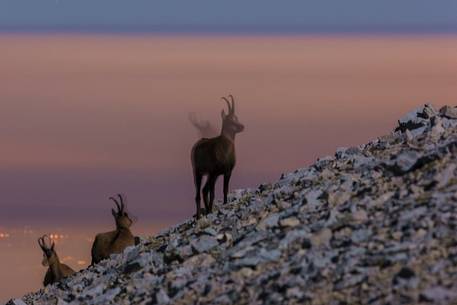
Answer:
0 34 456 225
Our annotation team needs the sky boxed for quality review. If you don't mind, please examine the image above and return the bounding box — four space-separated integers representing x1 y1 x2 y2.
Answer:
1 0 457 33
1 34 456 226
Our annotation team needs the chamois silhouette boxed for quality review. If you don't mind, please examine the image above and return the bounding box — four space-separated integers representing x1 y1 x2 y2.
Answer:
191 94 244 219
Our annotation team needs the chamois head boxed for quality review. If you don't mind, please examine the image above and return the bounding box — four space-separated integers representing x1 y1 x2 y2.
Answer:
38 235 58 267
110 194 133 230
221 95 244 139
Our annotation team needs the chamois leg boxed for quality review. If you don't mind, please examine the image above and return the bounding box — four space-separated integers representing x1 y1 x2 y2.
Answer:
208 175 218 213
202 176 211 214
223 172 232 204
194 172 203 219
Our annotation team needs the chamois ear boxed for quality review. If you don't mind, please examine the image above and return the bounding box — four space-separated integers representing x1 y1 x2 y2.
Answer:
221 110 226 119
50 241 55 251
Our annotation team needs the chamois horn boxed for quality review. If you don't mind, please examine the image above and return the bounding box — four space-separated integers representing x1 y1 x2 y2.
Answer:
228 94 235 113
38 234 54 251
117 194 125 211
221 96 233 114
109 196 121 213
38 236 46 251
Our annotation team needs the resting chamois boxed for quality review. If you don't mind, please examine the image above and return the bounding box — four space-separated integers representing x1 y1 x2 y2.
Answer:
91 194 136 265
191 94 244 219
38 235 75 286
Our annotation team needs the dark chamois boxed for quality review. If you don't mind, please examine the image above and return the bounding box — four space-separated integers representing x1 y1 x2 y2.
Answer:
38 235 75 286
191 94 244 219
91 194 136 265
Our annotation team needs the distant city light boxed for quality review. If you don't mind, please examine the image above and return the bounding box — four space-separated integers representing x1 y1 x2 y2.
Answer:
49 233 69 240
61 256 74 263
23 227 34 234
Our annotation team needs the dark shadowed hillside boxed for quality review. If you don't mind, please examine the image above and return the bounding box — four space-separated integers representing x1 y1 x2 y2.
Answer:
8 104 457 305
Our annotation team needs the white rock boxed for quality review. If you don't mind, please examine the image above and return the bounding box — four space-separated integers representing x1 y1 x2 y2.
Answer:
279 217 300 227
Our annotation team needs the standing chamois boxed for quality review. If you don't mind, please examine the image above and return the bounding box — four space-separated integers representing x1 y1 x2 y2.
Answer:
191 94 244 219
91 194 136 265
38 235 75 286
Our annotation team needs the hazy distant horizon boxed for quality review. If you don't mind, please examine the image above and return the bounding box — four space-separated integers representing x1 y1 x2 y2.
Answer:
2 25 457 36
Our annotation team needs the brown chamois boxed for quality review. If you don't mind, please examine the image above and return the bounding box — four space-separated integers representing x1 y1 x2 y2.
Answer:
38 234 75 286
189 112 218 138
91 194 136 265
191 94 244 219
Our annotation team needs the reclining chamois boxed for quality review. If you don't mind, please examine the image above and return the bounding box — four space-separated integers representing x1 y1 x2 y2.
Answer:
191 94 244 218
38 234 75 286
91 194 136 265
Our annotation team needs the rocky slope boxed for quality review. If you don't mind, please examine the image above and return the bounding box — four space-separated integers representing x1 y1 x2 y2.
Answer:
8 104 457 305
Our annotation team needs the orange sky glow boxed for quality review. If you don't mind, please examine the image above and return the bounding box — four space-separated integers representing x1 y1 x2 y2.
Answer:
1 35 455 173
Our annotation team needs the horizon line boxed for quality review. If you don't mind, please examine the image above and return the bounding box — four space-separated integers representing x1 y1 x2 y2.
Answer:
1 24 457 36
